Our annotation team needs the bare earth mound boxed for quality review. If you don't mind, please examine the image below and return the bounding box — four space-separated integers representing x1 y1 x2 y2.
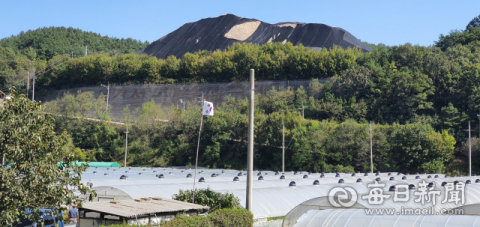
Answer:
137 14 372 59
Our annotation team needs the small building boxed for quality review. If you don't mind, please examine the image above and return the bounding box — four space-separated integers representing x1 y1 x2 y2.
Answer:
78 198 208 226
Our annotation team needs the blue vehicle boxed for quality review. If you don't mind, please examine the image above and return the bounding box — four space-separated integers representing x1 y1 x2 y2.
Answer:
13 208 64 227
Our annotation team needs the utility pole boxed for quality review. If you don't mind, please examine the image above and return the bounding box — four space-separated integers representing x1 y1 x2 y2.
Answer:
85 46 88 56
463 122 473 176
198 92 204 107
104 82 110 114
282 121 285 173
31 71 35 102
124 124 129 167
469 121 472 176
477 108 480 138
179 99 185 112
297 102 304 119
27 72 30 98
246 69 254 211
370 121 373 173
70 52 74 59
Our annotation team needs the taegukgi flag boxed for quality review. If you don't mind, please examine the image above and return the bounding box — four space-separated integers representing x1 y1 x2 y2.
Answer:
203 101 214 116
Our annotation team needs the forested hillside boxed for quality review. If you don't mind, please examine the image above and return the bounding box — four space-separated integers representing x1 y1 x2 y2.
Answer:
0 27 149 60
45 88 457 174
0 27 149 93
2 15 480 174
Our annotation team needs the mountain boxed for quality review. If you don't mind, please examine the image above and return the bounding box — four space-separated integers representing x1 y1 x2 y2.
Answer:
137 14 372 59
0 27 149 60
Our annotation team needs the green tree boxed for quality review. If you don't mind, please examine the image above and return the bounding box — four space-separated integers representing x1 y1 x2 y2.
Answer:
0 89 95 226
439 103 468 133
466 15 480 32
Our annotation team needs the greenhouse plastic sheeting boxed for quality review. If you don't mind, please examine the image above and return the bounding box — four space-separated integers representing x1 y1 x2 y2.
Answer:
78 168 480 220
293 209 480 227
217 180 480 219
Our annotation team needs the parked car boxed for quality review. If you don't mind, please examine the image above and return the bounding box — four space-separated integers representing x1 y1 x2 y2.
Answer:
13 208 64 227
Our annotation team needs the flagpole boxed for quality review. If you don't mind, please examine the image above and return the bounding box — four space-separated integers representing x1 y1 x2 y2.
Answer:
192 99 205 204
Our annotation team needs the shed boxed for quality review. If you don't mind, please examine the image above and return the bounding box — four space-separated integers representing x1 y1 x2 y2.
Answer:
78 198 208 226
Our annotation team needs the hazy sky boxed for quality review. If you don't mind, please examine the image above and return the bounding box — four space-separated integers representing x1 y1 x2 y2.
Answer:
1 0 479 46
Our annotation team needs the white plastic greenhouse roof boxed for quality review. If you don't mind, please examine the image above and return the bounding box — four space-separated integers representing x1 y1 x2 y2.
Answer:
293 209 480 227
79 167 480 219
216 179 480 219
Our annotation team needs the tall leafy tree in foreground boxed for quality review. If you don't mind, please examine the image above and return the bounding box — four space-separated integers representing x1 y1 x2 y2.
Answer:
0 89 95 226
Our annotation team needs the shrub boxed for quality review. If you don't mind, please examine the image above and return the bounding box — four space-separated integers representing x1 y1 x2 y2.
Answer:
101 209 253 227
173 188 241 211
208 208 253 227
161 214 210 227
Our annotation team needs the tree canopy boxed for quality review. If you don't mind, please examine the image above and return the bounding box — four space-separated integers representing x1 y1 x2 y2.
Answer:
0 89 95 226
0 26 149 60
467 15 480 32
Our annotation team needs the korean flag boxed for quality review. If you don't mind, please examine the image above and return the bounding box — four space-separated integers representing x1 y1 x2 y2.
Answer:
203 101 214 116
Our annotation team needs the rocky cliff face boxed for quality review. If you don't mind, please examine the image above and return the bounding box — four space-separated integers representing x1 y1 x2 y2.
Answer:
137 14 372 58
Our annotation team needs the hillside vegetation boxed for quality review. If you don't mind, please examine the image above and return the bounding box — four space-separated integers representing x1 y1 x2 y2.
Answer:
45 88 457 174
2 15 480 174
0 26 148 93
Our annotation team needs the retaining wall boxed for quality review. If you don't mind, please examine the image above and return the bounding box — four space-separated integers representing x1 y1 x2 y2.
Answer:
41 79 329 120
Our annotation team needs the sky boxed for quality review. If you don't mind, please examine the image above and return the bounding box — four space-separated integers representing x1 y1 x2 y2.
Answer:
0 0 479 47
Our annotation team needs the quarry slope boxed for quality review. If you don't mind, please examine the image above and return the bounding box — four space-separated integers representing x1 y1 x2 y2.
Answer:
137 14 372 58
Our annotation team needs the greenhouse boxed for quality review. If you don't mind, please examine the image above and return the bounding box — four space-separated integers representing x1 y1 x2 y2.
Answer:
292 209 480 227
78 167 480 223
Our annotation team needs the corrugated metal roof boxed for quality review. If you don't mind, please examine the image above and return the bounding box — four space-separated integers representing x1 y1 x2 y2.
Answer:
80 199 208 218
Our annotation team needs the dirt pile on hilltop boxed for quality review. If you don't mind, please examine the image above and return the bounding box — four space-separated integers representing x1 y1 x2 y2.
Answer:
137 14 372 58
